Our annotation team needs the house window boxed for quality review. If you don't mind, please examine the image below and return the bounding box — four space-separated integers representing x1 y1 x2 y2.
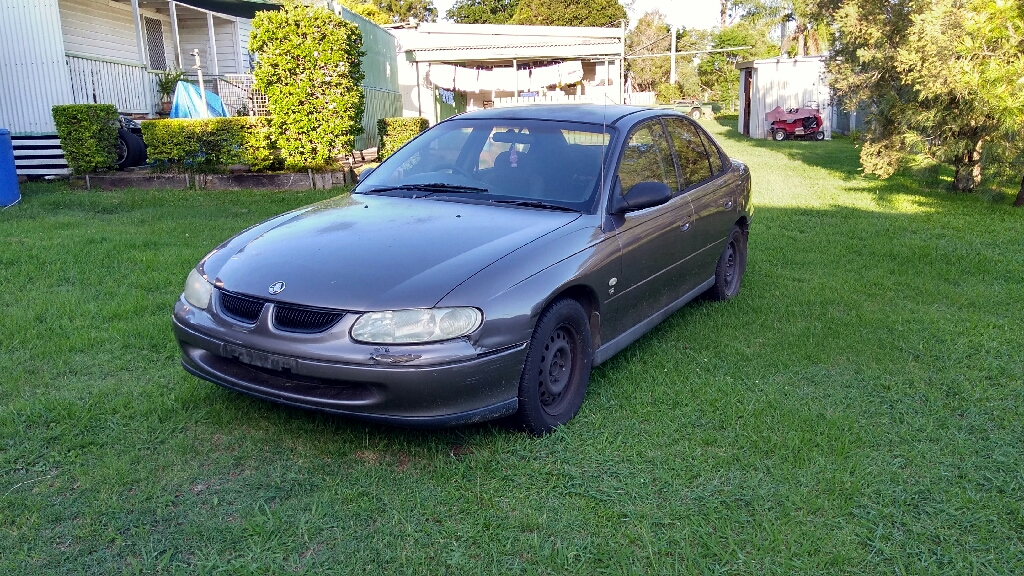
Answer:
144 17 167 71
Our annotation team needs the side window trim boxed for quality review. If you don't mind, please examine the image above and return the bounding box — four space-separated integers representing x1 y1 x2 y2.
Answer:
659 117 686 195
691 119 728 175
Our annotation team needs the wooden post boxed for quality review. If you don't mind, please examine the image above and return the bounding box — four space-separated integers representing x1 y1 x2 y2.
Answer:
169 1 182 70
207 12 219 75
130 0 147 68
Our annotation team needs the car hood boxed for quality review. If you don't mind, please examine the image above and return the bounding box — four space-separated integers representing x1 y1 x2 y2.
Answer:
204 194 581 311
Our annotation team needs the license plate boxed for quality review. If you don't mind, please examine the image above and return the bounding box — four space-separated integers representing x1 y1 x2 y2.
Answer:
223 344 297 371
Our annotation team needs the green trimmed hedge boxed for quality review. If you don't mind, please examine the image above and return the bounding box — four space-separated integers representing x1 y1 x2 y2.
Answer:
140 117 282 173
377 117 429 160
52 104 119 174
251 3 365 169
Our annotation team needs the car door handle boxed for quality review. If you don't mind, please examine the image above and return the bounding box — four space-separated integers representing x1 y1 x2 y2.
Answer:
724 199 734 209
680 220 691 232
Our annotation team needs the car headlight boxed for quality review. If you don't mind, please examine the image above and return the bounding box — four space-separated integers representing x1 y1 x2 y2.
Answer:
183 268 213 309
350 307 482 344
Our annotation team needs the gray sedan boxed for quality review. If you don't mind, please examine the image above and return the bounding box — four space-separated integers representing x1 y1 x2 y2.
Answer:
172 105 752 435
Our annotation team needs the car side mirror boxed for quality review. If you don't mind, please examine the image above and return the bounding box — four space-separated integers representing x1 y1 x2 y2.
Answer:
611 180 673 214
358 166 376 182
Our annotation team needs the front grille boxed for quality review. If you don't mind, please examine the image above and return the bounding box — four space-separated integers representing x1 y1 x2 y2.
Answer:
273 305 345 334
219 291 265 324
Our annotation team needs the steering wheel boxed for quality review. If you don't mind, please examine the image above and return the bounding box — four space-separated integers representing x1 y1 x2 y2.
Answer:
433 164 474 180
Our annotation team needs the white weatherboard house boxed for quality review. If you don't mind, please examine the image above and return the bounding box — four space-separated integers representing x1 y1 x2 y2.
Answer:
0 0 273 176
736 56 833 140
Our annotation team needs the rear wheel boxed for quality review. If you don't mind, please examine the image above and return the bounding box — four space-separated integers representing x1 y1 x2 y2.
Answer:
514 298 592 435
116 128 146 170
706 226 748 301
772 129 787 141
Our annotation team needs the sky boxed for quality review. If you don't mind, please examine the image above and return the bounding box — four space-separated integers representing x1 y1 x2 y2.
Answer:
432 0 723 30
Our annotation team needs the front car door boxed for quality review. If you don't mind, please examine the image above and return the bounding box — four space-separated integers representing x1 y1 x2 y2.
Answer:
604 118 694 338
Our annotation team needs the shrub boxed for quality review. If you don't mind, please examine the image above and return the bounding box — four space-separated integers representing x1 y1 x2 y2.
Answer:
654 83 683 104
140 117 282 173
250 3 365 170
377 117 429 160
52 104 119 174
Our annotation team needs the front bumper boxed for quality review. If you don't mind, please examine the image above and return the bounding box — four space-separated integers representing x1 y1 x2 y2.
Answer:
173 314 527 427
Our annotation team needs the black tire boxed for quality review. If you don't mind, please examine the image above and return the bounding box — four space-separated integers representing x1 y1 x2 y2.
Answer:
706 226 748 301
772 129 787 141
116 128 146 170
814 130 826 141
514 298 593 435
690 107 703 120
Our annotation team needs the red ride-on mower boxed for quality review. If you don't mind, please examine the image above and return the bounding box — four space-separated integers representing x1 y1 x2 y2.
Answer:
765 106 826 141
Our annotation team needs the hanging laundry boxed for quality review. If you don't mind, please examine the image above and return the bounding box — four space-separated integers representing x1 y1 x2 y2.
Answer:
517 66 532 93
454 66 479 92
558 61 584 85
531 64 560 88
428 64 456 90
492 67 517 92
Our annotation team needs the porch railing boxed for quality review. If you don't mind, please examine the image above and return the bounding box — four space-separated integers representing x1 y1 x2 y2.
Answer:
66 54 157 114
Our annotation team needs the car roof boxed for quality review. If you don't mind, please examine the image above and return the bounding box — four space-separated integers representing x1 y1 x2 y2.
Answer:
453 104 667 127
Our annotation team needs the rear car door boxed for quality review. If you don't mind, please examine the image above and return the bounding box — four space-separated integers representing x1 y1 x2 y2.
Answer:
605 118 695 337
665 117 736 283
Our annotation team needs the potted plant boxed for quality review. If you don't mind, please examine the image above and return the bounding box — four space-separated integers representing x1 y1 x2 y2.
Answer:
156 70 186 114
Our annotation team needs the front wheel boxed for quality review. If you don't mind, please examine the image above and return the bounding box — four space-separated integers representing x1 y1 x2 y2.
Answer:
772 129 787 141
814 130 826 141
706 226 748 301
514 299 592 435
690 107 703 120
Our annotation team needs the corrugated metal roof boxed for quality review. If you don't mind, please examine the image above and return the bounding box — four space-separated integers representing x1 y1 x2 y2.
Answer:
173 0 280 19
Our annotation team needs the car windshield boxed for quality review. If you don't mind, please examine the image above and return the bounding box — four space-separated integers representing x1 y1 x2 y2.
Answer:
355 118 613 212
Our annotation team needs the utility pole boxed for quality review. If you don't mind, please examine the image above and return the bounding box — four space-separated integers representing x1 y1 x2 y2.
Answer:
670 24 677 85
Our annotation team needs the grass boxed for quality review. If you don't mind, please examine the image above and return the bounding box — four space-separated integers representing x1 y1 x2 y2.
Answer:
1 120 1022 574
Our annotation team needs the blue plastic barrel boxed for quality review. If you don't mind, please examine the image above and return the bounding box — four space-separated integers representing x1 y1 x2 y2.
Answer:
0 129 21 208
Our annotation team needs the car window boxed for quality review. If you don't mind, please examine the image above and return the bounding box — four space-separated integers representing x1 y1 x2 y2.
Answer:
356 119 613 212
617 120 679 195
697 129 725 175
389 127 474 181
665 118 713 187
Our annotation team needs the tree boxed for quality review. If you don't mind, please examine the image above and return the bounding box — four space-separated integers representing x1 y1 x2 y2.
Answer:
697 21 776 105
626 10 671 93
511 0 627 27
821 0 1024 193
446 0 519 23
250 2 365 169
373 0 437 23
338 0 390 24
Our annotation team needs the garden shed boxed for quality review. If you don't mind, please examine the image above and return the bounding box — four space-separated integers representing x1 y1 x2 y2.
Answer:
0 0 274 176
735 56 833 140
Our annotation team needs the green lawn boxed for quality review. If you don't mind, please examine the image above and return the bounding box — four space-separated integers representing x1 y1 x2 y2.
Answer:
2 119 1022 574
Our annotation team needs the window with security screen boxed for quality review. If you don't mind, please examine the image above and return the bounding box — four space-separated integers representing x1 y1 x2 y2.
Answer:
145 17 167 71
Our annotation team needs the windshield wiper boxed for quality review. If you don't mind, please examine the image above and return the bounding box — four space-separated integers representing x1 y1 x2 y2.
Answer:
362 183 489 194
487 199 579 212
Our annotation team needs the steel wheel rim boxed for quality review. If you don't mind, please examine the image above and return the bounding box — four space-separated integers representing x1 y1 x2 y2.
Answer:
116 139 128 164
537 325 577 415
723 241 737 290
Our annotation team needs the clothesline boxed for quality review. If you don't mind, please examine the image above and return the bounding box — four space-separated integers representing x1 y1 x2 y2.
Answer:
428 61 585 93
